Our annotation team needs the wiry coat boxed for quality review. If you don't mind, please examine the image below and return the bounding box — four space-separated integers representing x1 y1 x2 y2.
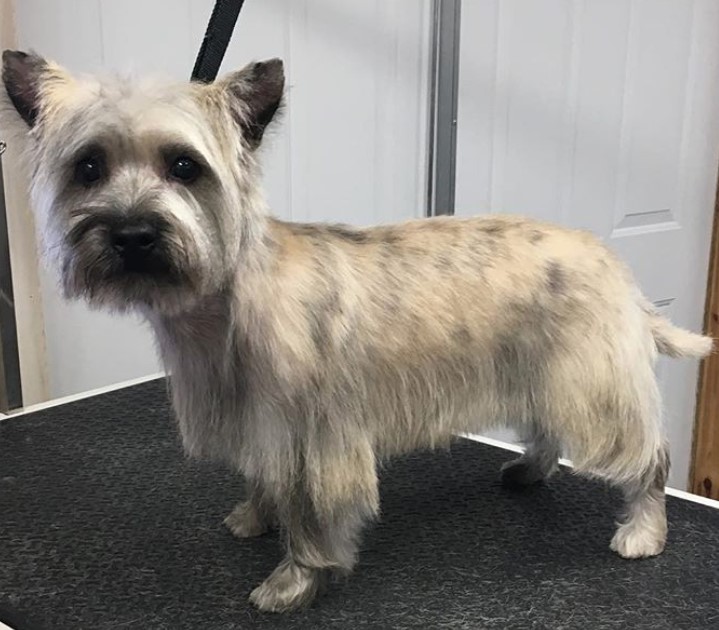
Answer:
165 216 663 487
2 50 712 613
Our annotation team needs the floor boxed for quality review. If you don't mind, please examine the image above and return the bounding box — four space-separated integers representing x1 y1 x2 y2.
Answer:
1 379 719 629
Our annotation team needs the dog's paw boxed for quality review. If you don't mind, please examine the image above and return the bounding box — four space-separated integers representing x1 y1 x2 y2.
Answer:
224 500 269 539
249 560 323 613
610 523 666 559
500 458 547 489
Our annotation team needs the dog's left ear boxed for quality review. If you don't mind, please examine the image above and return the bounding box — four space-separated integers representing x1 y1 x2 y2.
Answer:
221 59 284 148
2 50 49 127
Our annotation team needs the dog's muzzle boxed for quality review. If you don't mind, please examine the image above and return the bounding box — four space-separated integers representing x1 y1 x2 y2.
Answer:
68 212 181 281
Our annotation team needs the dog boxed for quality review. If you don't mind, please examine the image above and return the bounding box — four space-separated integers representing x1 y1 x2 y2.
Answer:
2 50 713 613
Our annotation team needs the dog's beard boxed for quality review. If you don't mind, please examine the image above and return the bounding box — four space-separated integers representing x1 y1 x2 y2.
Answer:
60 218 204 316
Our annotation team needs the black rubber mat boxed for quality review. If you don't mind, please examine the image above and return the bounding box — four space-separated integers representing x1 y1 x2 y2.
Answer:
1 379 718 630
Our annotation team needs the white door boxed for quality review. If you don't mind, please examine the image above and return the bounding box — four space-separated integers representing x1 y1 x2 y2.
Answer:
456 0 719 489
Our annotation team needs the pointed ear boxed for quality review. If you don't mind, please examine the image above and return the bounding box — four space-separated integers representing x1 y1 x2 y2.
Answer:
222 58 284 148
2 50 49 126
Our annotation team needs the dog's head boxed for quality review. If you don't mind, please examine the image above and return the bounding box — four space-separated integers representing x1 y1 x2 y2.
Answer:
2 51 283 314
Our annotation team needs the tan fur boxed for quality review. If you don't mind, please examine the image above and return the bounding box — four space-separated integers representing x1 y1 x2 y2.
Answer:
2 51 713 613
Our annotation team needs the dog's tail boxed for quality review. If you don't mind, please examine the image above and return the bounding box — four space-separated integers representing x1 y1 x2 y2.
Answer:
650 316 713 358
641 303 713 358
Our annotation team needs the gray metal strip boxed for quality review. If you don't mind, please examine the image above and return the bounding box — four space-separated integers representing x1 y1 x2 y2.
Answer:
427 0 462 216
0 141 24 411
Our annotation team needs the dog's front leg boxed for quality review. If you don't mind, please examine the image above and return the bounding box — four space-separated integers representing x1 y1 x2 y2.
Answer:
224 478 277 539
249 439 380 612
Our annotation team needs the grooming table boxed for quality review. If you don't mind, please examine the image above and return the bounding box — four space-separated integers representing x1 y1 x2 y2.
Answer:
0 380 718 630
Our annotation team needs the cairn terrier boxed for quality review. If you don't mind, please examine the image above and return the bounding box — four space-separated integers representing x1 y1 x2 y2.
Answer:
2 50 712 612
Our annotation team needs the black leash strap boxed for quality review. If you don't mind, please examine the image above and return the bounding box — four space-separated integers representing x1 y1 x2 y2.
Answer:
191 0 246 82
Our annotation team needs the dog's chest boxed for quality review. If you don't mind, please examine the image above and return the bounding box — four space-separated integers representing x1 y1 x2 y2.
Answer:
151 307 255 463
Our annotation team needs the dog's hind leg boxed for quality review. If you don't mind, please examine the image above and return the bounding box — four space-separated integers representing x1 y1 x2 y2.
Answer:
609 445 669 559
500 425 561 489
558 354 668 559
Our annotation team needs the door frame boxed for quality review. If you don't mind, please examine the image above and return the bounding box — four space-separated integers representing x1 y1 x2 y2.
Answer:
426 0 462 217
0 142 23 410
0 0 49 408
691 167 719 499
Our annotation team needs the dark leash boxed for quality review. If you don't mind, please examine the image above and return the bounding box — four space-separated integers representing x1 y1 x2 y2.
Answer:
191 0 246 82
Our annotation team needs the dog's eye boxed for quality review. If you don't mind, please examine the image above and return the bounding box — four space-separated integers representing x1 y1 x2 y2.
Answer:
74 157 104 187
169 157 202 183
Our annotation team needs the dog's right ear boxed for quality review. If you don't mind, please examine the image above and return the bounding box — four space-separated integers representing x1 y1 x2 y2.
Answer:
2 50 49 127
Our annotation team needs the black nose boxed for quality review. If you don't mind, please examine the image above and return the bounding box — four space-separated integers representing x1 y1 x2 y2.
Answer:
110 221 158 265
